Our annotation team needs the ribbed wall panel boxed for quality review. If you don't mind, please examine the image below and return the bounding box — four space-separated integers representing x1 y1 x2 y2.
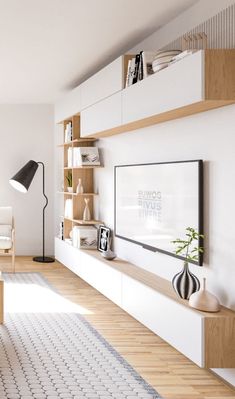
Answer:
161 4 235 50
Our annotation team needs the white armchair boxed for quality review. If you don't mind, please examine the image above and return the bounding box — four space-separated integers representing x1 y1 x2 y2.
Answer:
0 207 15 273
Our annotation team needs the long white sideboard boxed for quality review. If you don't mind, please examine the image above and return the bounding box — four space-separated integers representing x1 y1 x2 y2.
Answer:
55 237 235 369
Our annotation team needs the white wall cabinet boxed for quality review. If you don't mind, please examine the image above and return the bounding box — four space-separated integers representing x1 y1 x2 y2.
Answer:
55 238 122 306
55 50 235 136
80 92 122 137
122 51 203 124
81 56 124 110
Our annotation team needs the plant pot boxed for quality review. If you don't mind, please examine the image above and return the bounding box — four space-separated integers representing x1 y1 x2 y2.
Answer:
67 187 73 193
172 261 200 300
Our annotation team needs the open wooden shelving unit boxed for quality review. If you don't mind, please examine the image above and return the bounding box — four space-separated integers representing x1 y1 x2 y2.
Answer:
57 114 101 241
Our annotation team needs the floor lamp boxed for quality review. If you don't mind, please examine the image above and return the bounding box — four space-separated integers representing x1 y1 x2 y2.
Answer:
9 160 54 263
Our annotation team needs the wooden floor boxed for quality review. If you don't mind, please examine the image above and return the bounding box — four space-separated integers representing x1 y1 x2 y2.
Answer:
0 257 235 399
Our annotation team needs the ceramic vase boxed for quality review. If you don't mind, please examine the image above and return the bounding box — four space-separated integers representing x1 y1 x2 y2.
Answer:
189 278 220 312
101 239 116 260
67 187 73 193
76 178 84 194
83 198 91 221
172 261 200 300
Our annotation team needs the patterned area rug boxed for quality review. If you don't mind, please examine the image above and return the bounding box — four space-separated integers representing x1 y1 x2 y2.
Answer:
0 273 161 399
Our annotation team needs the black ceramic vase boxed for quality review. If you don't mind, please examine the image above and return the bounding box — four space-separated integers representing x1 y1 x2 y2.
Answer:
172 261 200 300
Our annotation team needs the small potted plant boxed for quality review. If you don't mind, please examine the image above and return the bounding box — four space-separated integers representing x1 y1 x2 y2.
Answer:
171 227 204 300
66 171 73 193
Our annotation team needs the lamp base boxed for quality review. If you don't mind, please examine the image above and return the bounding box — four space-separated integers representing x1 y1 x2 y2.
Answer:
33 256 55 263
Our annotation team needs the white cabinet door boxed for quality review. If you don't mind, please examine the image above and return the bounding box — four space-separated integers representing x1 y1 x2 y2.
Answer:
80 92 122 137
55 238 83 275
78 252 122 306
122 51 204 124
81 57 123 110
54 85 81 123
55 238 122 306
122 275 203 367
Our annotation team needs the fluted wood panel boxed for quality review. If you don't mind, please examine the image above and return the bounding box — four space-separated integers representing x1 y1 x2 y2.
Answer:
162 3 235 51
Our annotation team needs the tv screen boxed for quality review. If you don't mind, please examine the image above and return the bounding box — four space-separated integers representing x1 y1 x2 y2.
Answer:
114 160 203 266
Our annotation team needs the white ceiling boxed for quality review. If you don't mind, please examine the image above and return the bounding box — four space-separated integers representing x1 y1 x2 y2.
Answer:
0 0 198 104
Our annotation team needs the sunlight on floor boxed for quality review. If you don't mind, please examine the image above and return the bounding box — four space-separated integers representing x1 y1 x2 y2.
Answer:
4 282 93 315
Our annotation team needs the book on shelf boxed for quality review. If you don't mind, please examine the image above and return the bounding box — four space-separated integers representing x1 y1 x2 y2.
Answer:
64 121 72 143
72 226 97 250
138 51 144 81
125 51 155 87
64 199 73 219
59 220 64 240
126 57 136 87
125 59 132 88
67 147 73 167
132 53 140 84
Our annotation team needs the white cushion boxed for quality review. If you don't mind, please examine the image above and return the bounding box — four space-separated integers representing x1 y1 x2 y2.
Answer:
0 236 12 250
0 207 12 225
0 225 12 249
0 225 12 238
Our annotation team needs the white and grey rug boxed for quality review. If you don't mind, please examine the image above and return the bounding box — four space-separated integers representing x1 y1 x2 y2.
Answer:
0 273 161 399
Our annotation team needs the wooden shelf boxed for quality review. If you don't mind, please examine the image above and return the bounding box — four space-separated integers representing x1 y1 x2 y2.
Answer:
57 192 98 196
64 165 102 170
57 138 97 147
64 217 102 225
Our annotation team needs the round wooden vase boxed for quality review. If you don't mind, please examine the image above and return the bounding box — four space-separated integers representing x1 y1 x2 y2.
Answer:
189 278 220 312
172 261 200 300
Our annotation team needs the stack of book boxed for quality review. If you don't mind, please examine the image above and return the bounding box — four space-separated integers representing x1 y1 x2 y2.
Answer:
64 122 72 143
64 199 73 219
67 147 100 167
152 50 182 73
125 51 156 87
72 226 97 249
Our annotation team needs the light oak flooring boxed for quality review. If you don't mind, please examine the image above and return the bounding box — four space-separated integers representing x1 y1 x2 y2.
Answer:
0 256 235 399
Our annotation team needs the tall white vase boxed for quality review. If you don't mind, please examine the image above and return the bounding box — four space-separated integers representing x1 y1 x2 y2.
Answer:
83 198 91 221
76 178 84 194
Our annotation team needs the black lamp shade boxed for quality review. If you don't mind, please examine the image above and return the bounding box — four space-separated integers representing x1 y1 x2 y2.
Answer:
9 160 39 193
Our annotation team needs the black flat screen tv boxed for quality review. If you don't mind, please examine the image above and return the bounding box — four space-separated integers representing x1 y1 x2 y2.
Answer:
114 160 203 266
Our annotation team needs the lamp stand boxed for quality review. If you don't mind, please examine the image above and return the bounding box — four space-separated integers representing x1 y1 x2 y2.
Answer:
33 162 54 263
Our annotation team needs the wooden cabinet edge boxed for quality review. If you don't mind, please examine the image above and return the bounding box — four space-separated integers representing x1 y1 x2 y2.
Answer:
205 49 235 100
204 316 235 368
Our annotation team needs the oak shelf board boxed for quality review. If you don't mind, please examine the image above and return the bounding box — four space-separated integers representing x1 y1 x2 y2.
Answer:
80 250 235 318
64 217 103 225
63 165 103 170
57 192 98 196
57 138 97 147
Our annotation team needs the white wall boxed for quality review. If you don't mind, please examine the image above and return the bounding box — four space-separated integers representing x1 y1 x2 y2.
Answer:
0 105 54 256
95 0 235 386
95 103 235 386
